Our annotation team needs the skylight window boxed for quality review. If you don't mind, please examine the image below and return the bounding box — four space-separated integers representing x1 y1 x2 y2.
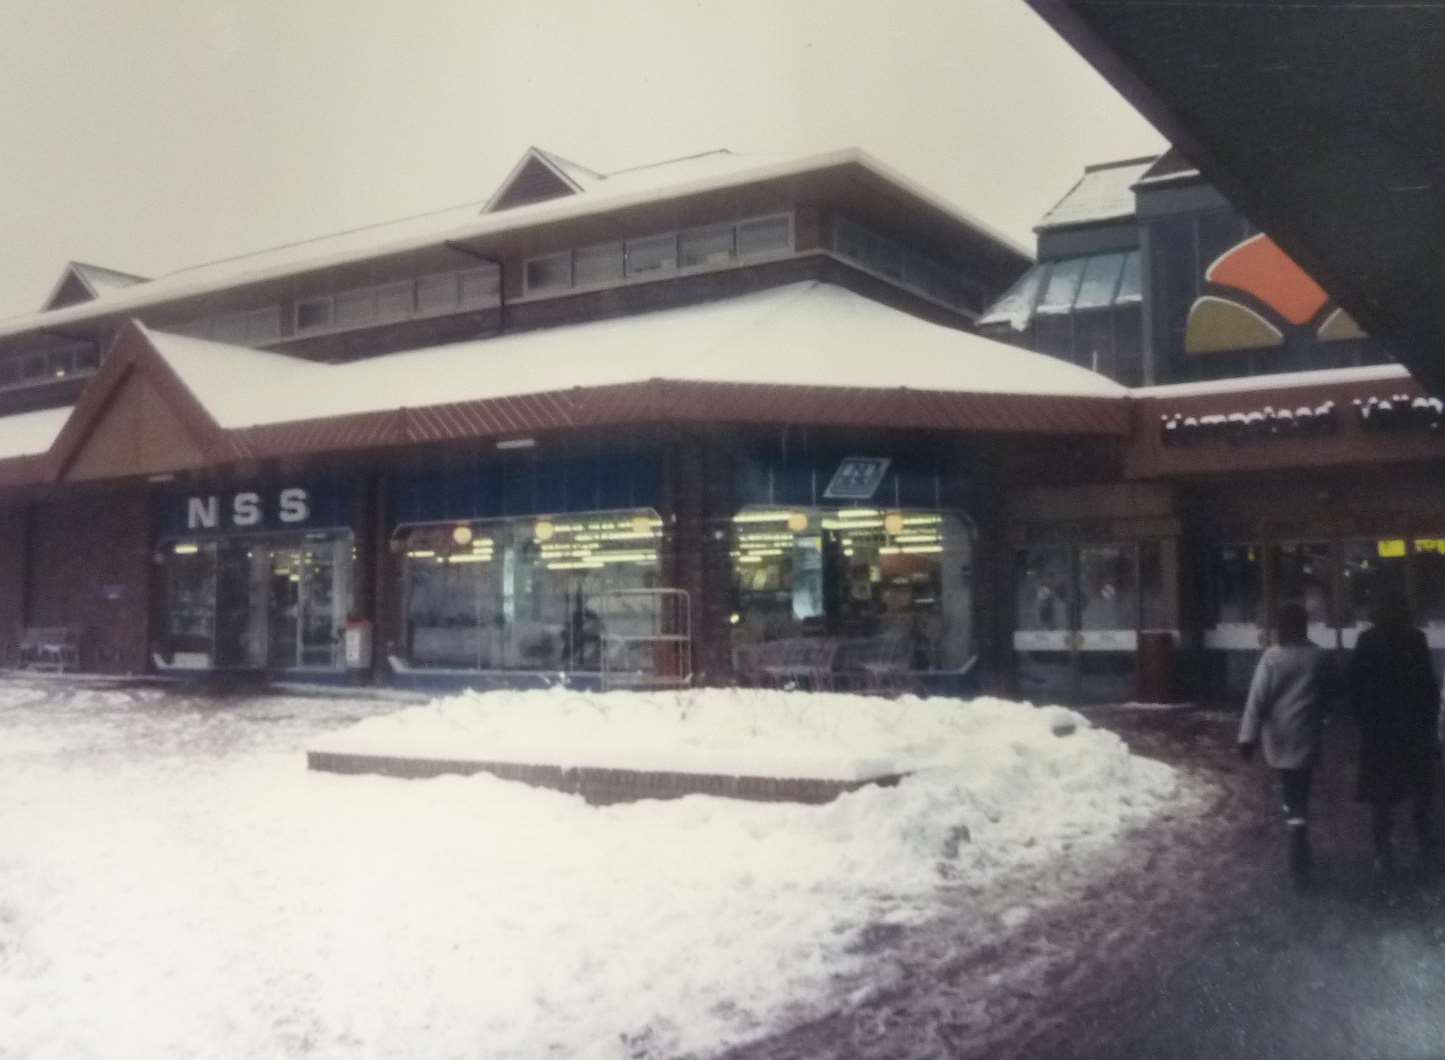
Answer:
1074 253 1127 310
1037 258 1087 315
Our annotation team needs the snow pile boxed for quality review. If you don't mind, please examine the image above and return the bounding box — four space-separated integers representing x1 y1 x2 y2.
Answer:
0 684 1182 1060
310 686 1097 780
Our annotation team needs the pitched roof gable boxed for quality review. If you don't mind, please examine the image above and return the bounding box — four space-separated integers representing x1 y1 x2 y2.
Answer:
40 261 148 311
46 320 245 482
484 147 601 213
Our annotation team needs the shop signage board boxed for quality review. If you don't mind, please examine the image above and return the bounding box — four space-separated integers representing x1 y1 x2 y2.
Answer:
154 477 355 539
823 457 892 501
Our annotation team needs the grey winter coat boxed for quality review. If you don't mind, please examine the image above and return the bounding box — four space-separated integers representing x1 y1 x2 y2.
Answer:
1239 644 1338 770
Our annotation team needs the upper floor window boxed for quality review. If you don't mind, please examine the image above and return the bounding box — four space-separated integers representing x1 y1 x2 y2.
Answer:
208 306 283 346
522 213 794 297
294 265 500 338
0 339 100 391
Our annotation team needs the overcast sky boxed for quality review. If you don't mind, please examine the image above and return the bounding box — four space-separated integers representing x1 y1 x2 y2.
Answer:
0 0 1162 319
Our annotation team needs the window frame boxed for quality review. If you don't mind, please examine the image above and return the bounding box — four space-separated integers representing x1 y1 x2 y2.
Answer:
519 212 797 301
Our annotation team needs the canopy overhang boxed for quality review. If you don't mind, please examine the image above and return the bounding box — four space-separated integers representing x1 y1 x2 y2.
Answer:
1026 0 1445 393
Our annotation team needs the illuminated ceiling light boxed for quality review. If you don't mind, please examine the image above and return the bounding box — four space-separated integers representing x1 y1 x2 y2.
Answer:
405 549 436 559
631 515 656 536
837 508 882 520
883 512 906 535
786 512 809 532
172 543 199 555
534 520 556 542
732 510 794 524
900 545 944 554
452 525 474 546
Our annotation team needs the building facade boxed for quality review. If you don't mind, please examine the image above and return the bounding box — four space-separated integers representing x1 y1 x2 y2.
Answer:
982 150 1445 701
3 145 1441 704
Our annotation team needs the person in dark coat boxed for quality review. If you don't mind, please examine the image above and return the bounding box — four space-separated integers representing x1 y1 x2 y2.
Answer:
1347 592 1441 874
1239 602 1338 884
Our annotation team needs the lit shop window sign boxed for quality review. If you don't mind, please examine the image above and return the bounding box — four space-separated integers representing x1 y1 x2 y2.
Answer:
185 488 311 531
823 458 891 501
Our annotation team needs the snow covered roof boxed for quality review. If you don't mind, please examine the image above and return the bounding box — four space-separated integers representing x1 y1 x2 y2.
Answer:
0 406 71 459
4 147 1026 343
1036 156 1156 231
1134 363 1412 400
143 281 1125 431
1133 148 1202 189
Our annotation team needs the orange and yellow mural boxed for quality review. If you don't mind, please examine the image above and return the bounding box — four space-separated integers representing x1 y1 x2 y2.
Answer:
1184 233 1366 354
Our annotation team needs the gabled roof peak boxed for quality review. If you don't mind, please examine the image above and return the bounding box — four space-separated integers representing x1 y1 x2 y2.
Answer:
483 146 602 213
483 146 740 214
41 261 148 312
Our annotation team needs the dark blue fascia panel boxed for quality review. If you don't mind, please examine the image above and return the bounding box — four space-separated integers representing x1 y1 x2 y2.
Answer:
390 450 663 527
153 472 359 540
735 442 970 512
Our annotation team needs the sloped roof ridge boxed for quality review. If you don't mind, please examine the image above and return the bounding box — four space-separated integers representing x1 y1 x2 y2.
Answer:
1036 155 1156 231
70 261 149 286
6 147 1026 338
530 147 602 185
605 147 736 177
159 198 486 281
1083 153 1162 173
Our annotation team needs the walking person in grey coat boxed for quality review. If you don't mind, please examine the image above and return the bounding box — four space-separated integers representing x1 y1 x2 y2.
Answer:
1238 602 1339 885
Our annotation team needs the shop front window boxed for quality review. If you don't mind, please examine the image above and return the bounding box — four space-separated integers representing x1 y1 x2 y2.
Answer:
1340 538 1408 628
1415 537 1445 626
158 531 353 670
730 507 974 674
1212 544 1263 626
394 509 663 673
1271 542 1333 629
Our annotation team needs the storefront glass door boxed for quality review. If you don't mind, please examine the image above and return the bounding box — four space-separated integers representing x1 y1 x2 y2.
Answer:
161 532 351 671
1014 542 1139 704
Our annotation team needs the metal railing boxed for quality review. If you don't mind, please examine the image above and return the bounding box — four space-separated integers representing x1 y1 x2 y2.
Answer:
595 588 692 691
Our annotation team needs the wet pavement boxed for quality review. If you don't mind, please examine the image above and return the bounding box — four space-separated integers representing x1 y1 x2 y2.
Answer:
723 704 1445 1060
1058 707 1445 1060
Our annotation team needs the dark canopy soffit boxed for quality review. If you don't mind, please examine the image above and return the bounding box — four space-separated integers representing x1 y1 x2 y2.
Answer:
1026 0 1445 393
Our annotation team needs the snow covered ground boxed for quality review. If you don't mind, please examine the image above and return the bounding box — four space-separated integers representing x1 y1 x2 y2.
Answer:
0 682 1184 1060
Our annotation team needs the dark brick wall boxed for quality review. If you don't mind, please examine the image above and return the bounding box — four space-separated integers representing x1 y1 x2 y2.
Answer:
0 505 27 659
660 430 737 686
28 489 150 673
